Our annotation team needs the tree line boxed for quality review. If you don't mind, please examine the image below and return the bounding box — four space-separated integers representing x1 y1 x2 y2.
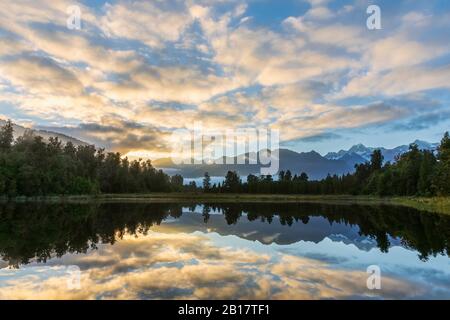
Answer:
1 120 449 197
203 132 450 196
0 120 183 196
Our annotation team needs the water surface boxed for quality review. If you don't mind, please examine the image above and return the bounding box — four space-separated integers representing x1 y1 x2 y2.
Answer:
0 202 449 299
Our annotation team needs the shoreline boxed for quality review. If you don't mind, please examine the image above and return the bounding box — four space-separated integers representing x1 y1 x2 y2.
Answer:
1 193 450 215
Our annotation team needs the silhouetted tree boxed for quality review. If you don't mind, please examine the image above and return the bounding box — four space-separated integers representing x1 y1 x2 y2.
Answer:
223 171 240 193
434 132 450 195
171 174 184 192
203 172 211 192
0 120 13 151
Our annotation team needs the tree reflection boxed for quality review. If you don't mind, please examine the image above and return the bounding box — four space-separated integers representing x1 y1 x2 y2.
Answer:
0 202 449 267
210 202 450 259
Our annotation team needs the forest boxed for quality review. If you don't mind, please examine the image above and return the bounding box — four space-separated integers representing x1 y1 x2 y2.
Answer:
1 119 449 197
207 132 450 196
0 120 181 196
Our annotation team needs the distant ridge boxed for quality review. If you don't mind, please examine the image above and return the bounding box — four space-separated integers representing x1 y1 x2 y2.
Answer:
0 119 88 147
154 141 439 180
154 148 358 180
325 140 439 163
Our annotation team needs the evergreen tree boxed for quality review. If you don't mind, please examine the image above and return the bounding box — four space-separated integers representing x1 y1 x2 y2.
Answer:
0 120 14 151
418 150 436 196
434 132 450 195
171 174 184 192
203 172 211 192
223 171 240 193
370 149 383 172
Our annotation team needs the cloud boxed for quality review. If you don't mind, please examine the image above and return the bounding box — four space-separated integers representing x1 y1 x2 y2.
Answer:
0 55 84 96
391 111 450 132
100 0 193 48
0 55 125 123
297 132 342 143
0 0 449 155
365 36 449 72
22 28 143 74
45 118 173 154
273 102 410 141
340 65 450 98
96 64 240 104
263 81 332 111
0 37 31 57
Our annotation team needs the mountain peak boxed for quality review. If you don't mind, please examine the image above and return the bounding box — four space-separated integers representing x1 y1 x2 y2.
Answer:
411 140 438 149
308 150 321 155
298 150 323 160
325 139 437 163
348 143 370 153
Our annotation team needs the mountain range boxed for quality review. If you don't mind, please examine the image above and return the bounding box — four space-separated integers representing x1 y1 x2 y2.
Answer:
1 119 439 180
154 149 357 180
324 140 439 163
153 139 439 180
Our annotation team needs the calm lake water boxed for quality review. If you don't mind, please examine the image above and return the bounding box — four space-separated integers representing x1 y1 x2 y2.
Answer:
0 202 449 300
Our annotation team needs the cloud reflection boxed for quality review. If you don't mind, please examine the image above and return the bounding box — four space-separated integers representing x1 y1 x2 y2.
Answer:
0 229 426 300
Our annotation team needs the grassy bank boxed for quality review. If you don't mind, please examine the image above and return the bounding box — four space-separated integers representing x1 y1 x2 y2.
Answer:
389 196 450 216
2 193 450 215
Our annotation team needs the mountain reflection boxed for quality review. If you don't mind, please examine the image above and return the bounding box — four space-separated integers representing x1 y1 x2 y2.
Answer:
1 202 449 268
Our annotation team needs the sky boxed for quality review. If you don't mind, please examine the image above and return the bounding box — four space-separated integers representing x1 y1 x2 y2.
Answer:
0 0 449 158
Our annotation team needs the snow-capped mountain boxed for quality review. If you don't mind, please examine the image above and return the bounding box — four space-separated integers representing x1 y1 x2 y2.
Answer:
325 140 439 163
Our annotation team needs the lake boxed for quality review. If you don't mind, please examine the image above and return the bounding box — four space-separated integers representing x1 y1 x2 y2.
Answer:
0 202 449 299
